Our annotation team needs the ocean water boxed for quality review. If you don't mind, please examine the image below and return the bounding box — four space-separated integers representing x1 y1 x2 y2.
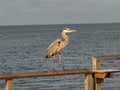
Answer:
0 23 120 90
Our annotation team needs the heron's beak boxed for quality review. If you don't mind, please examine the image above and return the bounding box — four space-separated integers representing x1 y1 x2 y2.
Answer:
63 28 77 33
69 30 76 32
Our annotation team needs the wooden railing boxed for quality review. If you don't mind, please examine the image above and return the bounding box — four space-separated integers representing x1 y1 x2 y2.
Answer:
0 54 120 90
1 69 93 90
92 54 120 90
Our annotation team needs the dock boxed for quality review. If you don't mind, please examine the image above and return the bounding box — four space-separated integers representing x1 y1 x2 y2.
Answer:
0 54 120 90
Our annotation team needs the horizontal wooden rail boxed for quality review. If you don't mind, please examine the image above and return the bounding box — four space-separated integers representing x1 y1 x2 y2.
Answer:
0 69 120 90
0 69 93 90
92 69 120 73
0 69 91 80
0 69 120 80
93 54 120 60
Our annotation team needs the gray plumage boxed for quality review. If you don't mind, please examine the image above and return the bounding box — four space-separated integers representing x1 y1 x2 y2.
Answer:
45 39 62 58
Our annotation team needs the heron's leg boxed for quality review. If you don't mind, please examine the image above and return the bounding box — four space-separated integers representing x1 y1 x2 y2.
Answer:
52 55 56 72
59 54 64 71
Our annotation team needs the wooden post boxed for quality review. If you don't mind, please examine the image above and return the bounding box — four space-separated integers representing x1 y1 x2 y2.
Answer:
92 56 101 90
5 79 13 90
85 74 92 90
92 56 101 70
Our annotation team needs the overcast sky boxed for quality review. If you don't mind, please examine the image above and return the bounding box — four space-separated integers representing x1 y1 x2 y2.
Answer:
0 0 120 25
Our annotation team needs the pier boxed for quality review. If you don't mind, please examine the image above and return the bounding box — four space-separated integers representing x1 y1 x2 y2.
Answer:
0 54 120 90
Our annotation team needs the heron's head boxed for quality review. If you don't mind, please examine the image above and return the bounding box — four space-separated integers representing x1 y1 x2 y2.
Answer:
62 28 76 33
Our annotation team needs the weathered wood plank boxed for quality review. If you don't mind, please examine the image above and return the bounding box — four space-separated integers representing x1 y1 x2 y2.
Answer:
92 69 120 73
93 54 120 60
94 73 107 79
0 69 91 80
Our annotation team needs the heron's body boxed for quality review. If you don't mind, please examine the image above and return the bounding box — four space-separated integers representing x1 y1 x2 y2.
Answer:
45 28 76 71
45 39 62 58
45 31 70 58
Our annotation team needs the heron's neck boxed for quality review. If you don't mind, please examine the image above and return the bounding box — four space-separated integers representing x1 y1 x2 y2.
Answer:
61 32 69 48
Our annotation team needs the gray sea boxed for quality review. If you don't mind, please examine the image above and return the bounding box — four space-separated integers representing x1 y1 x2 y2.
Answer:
0 23 120 90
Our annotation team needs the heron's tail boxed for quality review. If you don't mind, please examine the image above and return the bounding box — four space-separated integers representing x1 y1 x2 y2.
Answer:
45 55 49 58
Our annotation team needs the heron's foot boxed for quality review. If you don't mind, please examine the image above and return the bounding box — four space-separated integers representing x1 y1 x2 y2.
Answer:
52 68 56 73
61 66 65 72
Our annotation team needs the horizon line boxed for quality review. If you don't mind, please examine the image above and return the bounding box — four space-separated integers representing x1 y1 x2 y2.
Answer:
0 22 120 27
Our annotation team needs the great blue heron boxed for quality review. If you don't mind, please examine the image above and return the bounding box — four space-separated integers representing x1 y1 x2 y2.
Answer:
45 28 76 71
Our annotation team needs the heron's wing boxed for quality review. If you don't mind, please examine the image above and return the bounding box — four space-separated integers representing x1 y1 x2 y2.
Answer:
45 39 62 58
